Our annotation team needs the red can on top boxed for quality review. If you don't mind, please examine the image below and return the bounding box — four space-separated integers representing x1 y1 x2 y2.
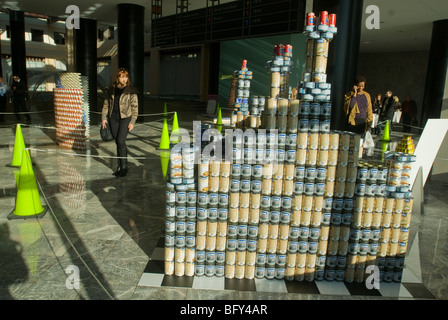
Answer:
306 12 315 26
329 13 336 27
319 11 329 26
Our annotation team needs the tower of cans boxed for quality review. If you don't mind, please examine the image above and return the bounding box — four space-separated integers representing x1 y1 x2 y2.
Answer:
249 96 266 129
165 146 197 277
297 11 336 138
380 152 415 282
266 43 294 99
231 60 253 128
163 10 416 286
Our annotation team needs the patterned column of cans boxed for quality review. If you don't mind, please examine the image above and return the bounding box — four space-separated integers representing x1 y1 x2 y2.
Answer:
323 132 361 281
164 148 197 277
342 160 389 283
231 60 253 128
224 132 266 280
266 43 294 100
378 152 416 282
195 159 232 277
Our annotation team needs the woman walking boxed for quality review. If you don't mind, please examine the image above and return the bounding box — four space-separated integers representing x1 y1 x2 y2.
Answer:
102 68 139 177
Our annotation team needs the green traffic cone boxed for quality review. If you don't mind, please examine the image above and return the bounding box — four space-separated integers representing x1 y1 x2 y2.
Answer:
381 120 390 141
170 112 179 144
159 118 170 150
8 149 47 219
9 124 26 167
216 105 223 133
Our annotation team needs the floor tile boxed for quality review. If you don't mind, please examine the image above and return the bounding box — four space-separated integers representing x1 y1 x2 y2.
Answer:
193 276 225 290
254 278 288 293
315 280 351 296
138 273 165 287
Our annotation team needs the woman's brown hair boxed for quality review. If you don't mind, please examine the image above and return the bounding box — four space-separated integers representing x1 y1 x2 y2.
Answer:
114 68 130 87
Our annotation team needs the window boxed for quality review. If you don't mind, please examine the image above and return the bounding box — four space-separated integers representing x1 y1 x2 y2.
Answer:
54 32 65 45
98 28 104 41
107 26 114 40
31 29 44 42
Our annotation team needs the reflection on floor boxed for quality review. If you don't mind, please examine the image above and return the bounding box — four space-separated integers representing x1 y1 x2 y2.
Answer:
0 100 447 300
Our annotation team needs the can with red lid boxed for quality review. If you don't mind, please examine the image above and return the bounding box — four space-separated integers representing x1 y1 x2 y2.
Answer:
305 12 315 32
329 14 336 27
285 44 293 58
317 11 329 32
306 12 315 26
320 11 329 26
274 44 285 56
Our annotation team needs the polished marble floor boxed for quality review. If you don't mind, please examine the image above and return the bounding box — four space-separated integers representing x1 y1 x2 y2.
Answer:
0 99 447 300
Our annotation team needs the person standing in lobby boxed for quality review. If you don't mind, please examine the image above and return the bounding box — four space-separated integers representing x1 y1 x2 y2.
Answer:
101 68 139 177
378 90 395 137
343 75 373 136
11 75 30 122
401 94 417 133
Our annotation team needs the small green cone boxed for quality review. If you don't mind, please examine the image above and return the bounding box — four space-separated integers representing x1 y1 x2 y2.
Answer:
159 118 170 150
170 112 179 144
10 124 26 167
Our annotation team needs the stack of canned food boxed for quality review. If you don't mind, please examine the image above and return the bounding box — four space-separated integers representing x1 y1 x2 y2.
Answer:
384 152 416 198
299 11 337 102
249 96 266 129
266 43 294 99
165 147 197 276
395 135 415 155
323 132 361 281
195 158 231 277
231 60 253 128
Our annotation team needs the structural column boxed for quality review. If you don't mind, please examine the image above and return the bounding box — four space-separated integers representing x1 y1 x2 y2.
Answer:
75 18 98 112
9 10 27 86
117 3 145 117
421 19 448 127
313 0 364 131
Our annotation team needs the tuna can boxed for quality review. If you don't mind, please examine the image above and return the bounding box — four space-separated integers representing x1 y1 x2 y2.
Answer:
339 225 350 241
289 226 300 239
257 238 268 253
260 210 270 224
322 211 332 225
165 246 175 262
231 163 241 177
213 263 224 277
261 179 272 196
255 264 266 279
224 263 235 279
328 150 338 166
234 264 246 279
295 266 305 281
250 180 261 193
293 194 303 210
301 209 312 226
165 260 175 275
297 252 307 268
239 207 249 223
288 240 299 253
305 266 316 282
209 193 219 206
337 240 348 256
311 210 323 227
329 132 339 150
249 207 260 224
216 236 226 251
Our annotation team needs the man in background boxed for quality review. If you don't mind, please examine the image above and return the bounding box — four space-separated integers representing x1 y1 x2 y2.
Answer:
401 95 417 133
11 75 30 122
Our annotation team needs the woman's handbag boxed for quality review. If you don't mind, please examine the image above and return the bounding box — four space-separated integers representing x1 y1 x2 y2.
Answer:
100 120 114 142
